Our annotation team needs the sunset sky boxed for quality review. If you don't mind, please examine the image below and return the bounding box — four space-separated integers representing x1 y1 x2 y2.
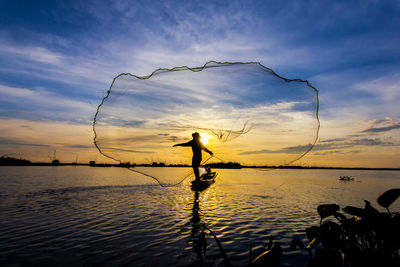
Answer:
1 0 399 167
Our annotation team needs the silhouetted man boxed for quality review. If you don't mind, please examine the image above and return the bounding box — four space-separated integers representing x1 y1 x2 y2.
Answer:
173 132 213 182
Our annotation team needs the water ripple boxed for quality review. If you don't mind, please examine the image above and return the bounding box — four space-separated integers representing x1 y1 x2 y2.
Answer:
1 166 400 266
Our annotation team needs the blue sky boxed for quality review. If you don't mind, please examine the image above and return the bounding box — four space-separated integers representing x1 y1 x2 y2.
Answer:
0 0 399 167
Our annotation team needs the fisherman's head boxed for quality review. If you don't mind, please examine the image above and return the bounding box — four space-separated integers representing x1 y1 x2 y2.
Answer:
192 132 200 140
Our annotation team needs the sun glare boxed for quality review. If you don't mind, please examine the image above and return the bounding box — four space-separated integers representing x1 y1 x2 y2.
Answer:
200 133 209 145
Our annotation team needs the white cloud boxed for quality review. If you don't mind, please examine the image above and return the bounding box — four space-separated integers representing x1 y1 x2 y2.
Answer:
354 73 400 101
0 85 35 98
0 44 62 65
0 84 93 114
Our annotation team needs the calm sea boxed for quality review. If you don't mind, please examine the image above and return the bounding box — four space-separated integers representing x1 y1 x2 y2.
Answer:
1 166 399 266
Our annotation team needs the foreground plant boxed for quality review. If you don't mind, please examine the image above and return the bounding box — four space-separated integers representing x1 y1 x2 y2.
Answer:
290 188 400 267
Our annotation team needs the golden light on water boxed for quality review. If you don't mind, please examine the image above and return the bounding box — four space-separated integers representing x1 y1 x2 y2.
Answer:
200 133 209 145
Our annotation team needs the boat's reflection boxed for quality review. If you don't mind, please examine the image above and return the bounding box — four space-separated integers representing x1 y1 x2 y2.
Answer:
189 190 207 260
185 185 229 264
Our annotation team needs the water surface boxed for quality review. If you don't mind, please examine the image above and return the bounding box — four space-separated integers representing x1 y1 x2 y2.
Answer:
1 166 399 266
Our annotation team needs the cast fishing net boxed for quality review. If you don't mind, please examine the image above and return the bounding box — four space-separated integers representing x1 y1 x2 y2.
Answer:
93 61 319 185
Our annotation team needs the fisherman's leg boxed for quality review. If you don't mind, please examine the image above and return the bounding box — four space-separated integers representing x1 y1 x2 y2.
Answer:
193 165 200 181
192 157 201 182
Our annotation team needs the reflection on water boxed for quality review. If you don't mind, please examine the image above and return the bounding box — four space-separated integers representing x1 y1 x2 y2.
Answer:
188 191 207 261
0 166 400 266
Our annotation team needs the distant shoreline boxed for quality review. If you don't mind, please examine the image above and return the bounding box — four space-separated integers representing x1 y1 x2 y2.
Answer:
1 162 399 171
1 156 399 171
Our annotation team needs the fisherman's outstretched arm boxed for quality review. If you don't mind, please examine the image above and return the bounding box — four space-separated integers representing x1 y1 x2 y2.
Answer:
202 146 213 155
173 141 192 147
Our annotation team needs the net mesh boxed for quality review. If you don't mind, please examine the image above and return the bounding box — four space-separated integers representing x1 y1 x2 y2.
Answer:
93 61 320 185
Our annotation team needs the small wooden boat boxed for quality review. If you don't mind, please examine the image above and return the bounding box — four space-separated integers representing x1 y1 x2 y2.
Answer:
339 175 354 181
191 172 217 191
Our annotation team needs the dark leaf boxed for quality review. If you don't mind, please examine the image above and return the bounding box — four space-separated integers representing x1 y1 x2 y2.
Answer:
333 211 347 223
251 242 282 266
364 200 379 215
268 236 273 250
306 237 317 249
343 206 366 217
306 226 320 241
377 189 400 209
320 221 342 249
290 238 305 251
317 204 340 219
321 221 340 235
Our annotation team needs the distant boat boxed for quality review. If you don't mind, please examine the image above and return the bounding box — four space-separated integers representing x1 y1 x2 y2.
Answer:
339 175 354 181
191 172 217 191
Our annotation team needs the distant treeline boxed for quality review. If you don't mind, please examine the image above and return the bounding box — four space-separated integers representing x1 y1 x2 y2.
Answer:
1 156 400 170
206 162 242 169
0 156 31 166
